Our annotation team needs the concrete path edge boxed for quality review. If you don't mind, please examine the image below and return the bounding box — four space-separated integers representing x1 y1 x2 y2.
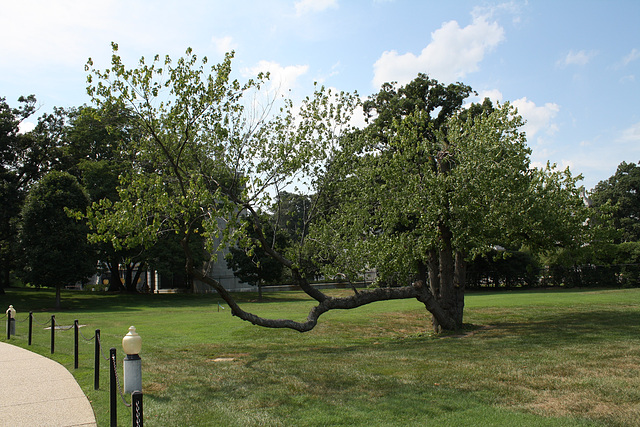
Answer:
0 341 97 427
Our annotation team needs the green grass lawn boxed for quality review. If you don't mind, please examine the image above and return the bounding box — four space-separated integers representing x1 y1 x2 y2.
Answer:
2 287 640 426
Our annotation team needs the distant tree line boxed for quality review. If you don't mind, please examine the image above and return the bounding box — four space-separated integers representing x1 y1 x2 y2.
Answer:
0 96 207 307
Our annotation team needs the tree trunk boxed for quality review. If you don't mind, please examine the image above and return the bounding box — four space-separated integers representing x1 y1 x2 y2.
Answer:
453 251 466 328
107 260 124 292
0 262 6 293
438 223 456 322
425 252 441 333
124 264 135 292
425 224 465 333
55 285 61 309
130 263 145 293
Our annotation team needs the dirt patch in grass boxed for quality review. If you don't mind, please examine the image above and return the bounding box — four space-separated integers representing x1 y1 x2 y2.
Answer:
145 382 168 393
205 352 251 363
526 391 640 425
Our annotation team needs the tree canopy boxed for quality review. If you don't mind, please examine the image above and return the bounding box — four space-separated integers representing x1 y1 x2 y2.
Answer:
19 171 96 307
312 75 587 330
591 161 640 243
0 95 62 292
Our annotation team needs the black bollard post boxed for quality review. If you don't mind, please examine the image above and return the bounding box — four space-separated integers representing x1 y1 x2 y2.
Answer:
94 329 100 390
6 310 11 340
132 391 144 427
50 315 55 354
110 347 117 427
28 312 33 345
74 320 79 369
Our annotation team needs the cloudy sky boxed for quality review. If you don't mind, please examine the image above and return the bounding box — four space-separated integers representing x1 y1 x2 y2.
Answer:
1 0 638 190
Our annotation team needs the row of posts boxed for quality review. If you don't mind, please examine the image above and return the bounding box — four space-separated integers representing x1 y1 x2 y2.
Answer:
5 306 143 427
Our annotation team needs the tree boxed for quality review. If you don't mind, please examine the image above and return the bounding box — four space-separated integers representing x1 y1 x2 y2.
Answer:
585 161 640 287
85 46 584 333
226 214 287 298
466 249 539 288
0 95 62 292
19 171 96 308
313 76 587 331
61 104 149 292
591 161 640 243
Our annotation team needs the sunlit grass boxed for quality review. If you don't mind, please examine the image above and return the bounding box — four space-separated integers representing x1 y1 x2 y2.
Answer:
2 287 639 426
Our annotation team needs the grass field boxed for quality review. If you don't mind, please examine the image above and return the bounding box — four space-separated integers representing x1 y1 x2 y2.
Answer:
2 287 640 426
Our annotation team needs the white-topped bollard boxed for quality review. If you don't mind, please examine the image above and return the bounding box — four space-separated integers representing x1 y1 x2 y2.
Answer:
122 326 142 393
6 305 16 337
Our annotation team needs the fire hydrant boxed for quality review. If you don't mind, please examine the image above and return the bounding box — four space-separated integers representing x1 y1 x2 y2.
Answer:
6 305 16 337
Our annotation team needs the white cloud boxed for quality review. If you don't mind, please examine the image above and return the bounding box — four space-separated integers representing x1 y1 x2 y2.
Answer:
0 0 207 70
372 14 505 88
559 159 575 171
618 121 640 142
241 60 309 97
18 121 36 134
463 89 503 110
314 61 342 85
0 1 112 66
558 50 597 67
349 104 367 129
620 75 636 84
622 48 640 66
470 89 504 104
294 0 338 16
480 89 504 103
211 36 237 56
512 97 560 140
472 2 524 21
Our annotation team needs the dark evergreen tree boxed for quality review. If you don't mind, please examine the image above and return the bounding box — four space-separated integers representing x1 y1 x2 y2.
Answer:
19 171 96 307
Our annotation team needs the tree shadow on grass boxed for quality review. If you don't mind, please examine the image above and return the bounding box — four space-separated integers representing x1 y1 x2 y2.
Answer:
3 287 317 313
480 309 640 347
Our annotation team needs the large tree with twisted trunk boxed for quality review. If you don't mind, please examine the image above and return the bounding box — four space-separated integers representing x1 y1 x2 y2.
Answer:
85 46 586 332
313 76 587 331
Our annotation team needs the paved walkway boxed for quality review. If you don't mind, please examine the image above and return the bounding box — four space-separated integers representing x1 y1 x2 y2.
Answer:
0 341 97 426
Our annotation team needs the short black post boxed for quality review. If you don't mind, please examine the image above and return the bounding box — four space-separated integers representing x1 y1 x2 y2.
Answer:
110 347 117 427
50 315 55 354
132 391 143 427
6 310 11 340
74 320 79 369
94 329 100 390
28 312 33 345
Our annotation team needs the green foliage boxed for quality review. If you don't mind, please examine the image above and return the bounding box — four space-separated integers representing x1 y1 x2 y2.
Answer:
467 249 540 288
147 228 210 282
84 49 587 332
18 171 96 305
84 44 357 281
0 95 58 290
318 89 585 282
57 104 149 292
313 75 587 329
591 161 640 243
615 241 640 287
226 216 287 287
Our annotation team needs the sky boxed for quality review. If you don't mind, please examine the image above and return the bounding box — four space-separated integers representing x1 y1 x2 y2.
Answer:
1 0 639 191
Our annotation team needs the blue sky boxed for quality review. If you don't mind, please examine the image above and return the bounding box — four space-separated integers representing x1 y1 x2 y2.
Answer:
1 0 638 190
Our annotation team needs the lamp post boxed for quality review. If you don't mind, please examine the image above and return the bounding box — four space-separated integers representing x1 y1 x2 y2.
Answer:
122 326 142 393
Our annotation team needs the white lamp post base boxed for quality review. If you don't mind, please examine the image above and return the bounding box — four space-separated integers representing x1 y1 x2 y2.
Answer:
123 355 142 393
